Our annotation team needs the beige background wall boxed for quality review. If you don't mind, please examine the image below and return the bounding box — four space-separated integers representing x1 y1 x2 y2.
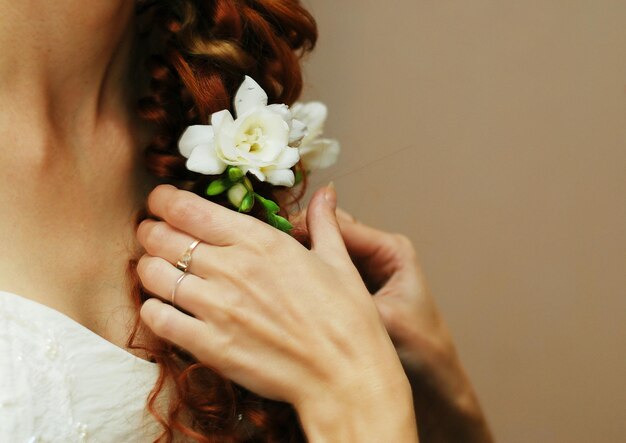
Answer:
300 1 626 442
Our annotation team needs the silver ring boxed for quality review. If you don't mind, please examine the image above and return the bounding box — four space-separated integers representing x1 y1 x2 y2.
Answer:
176 239 201 273
171 272 189 308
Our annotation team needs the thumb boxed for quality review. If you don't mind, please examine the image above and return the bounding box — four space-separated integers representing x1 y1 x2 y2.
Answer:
306 183 350 263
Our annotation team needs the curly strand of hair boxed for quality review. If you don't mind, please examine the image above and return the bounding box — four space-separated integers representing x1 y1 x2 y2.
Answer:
128 0 317 441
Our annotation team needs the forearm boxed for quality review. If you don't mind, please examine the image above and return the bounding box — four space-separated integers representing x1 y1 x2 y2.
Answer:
296 375 420 443
411 378 492 443
402 349 494 443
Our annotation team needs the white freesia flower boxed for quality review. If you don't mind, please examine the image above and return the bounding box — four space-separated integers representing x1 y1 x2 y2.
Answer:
291 102 340 170
178 76 305 187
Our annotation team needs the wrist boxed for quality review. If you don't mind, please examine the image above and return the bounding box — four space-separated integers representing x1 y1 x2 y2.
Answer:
295 369 419 443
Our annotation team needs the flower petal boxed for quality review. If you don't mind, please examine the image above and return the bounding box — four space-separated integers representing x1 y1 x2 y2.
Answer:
292 101 327 140
274 146 300 169
186 144 227 175
300 138 340 170
265 168 296 187
247 167 266 182
213 111 239 161
178 125 214 158
211 110 234 131
236 109 290 163
267 104 307 144
235 76 268 117
266 103 291 121
289 118 308 144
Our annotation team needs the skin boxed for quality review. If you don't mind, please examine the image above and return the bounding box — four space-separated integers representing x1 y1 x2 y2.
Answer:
332 209 494 442
137 184 419 442
0 1 153 354
0 0 491 440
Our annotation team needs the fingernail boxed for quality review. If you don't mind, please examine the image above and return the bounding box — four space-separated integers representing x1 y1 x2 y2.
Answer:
324 182 337 209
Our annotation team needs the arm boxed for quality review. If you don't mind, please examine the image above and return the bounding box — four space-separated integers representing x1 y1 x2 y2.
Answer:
397 323 492 443
334 209 494 443
289 206 493 442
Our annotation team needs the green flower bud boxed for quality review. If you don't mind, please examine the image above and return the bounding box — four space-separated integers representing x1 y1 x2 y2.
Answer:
227 166 245 182
271 215 293 233
239 192 255 213
227 183 248 208
206 178 230 196
243 176 254 191
256 194 280 214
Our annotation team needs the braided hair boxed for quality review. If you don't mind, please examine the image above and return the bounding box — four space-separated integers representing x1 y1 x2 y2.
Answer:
126 1 317 441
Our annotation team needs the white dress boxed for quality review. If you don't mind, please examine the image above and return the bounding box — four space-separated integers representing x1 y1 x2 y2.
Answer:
0 290 163 443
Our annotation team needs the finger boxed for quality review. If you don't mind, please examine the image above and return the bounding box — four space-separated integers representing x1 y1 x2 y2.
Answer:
136 255 231 317
336 208 358 224
336 216 389 259
137 219 221 278
306 184 350 263
305 201 402 269
140 298 215 361
290 207 354 242
147 184 274 246
339 220 416 287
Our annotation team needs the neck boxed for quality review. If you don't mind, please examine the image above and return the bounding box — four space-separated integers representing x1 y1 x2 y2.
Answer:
0 1 157 342
0 1 143 144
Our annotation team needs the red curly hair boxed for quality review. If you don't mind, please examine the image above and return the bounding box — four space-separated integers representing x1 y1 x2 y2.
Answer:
126 0 317 441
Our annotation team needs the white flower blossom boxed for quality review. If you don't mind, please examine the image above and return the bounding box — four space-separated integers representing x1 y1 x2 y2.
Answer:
291 102 340 170
178 76 305 187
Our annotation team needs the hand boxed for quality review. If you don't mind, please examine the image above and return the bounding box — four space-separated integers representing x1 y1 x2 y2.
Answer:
333 210 494 443
135 184 418 443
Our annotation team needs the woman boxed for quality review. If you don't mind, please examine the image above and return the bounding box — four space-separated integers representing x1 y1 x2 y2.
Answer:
0 0 492 441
